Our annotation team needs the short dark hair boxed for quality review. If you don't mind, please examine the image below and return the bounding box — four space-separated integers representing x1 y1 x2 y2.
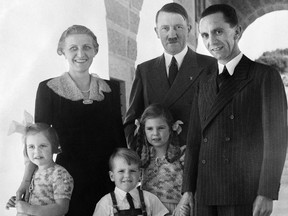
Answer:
201 4 238 27
155 2 189 24
109 148 141 171
57 25 99 55
23 123 61 157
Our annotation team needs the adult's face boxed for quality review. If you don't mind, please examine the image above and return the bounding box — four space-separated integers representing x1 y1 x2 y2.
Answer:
155 12 191 55
199 12 241 65
62 34 96 74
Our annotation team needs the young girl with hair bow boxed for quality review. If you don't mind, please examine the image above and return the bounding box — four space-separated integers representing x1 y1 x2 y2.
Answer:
6 111 73 216
134 104 189 216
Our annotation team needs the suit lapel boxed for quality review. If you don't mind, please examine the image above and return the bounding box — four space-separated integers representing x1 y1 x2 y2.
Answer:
146 54 170 102
163 48 206 107
200 66 218 120
202 56 254 130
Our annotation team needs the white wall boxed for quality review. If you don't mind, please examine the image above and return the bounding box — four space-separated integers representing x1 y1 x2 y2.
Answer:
136 0 173 65
0 1 108 215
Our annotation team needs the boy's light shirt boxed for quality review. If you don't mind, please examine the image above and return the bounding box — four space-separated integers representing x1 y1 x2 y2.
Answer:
93 186 169 216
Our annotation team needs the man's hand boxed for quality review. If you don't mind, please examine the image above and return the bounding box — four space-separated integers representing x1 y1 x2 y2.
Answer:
172 192 194 216
253 195 273 216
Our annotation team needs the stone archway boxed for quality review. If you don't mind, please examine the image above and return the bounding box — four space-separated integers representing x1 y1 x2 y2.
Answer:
205 0 288 31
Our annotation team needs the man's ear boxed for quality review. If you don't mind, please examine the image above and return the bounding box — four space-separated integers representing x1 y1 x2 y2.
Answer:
187 24 192 33
109 171 114 182
154 27 160 38
234 25 242 40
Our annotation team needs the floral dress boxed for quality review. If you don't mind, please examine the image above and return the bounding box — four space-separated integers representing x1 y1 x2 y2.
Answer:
29 164 73 207
141 146 184 213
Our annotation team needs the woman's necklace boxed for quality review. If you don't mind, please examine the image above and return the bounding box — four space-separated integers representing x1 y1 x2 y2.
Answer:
68 72 93 104
82 90 93 105
80 88 90 93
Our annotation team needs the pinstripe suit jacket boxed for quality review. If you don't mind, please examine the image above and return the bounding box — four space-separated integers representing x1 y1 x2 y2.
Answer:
183 55 288 205
124 48 216 148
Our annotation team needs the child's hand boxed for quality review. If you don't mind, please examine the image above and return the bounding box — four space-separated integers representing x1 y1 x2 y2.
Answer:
16 180 30 202
6 196 16 209
172 203 190 216
16 200 29 214
179 204 190 216
180 145 186 166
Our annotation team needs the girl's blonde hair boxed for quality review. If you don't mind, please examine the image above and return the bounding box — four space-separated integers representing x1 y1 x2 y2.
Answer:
135 103 181 168
23 123 61 157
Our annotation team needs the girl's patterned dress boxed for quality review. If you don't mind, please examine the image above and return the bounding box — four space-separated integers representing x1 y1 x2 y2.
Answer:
29 164 73 208
141 146 183 214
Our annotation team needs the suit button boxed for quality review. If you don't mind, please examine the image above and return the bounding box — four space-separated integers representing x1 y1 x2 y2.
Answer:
203 138 208 143
201 160 206 164
230 114 234 119
225 137 231 142
224 158 229 163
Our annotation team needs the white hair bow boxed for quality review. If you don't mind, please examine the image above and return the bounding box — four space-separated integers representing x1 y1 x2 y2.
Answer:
7 110 34 136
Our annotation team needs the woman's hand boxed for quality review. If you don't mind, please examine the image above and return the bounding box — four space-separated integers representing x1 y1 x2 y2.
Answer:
6 196 16 209
16 180 30 202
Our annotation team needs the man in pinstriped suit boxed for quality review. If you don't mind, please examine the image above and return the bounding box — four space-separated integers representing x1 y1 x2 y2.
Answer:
180 4 288 216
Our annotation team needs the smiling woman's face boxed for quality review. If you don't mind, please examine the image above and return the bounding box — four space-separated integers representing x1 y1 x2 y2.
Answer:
62 34 96 74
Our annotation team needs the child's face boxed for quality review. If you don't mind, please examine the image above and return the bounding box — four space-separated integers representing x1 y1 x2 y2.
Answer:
144 117 170 149
26 132 54 170
109 157 140 192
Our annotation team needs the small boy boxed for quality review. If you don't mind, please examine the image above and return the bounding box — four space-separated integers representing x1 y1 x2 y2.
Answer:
93 148 169 216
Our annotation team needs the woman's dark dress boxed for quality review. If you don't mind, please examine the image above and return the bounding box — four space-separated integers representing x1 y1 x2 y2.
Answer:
34 73 126 216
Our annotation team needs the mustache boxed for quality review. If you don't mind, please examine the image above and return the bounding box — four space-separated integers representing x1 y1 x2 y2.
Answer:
168 38 178 43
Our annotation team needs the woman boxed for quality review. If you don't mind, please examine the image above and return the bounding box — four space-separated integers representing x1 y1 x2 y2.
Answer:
16 25 126 216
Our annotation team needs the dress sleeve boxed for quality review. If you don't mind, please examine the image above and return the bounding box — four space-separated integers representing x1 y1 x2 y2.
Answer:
53 167 74 200
107 80 127 148
35 80 53 125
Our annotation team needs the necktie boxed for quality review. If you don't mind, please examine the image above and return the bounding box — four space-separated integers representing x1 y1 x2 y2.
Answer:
169 56 178 85
126 193 135 209
217 66 230 90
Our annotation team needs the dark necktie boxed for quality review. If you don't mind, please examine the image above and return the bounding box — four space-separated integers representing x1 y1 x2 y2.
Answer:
169 56 178 85
126 193 135 209
217 66 230 90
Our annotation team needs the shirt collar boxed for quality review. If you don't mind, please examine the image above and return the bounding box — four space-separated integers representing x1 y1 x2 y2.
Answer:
218 52 243 75
164 46 188 69
114 187 138 201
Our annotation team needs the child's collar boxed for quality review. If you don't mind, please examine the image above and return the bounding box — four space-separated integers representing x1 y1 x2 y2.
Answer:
114 187 139 201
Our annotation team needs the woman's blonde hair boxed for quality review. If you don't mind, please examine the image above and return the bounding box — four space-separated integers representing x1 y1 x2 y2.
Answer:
57 25 99 55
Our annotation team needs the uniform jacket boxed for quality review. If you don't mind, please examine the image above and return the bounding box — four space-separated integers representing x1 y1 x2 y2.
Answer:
183 55 288 205
124 48 216 148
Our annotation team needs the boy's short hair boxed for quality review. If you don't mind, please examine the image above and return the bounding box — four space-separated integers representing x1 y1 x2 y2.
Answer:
109 148 141 171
